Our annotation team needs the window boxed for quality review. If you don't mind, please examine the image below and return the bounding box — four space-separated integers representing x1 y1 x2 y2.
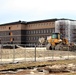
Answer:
44 30 46 33
36 37 38 40
29 37 31 40
33 30 35 34
26 37 28 40
39 30 40 34
50 29 52 33
36 30 38 34
9 32 13 36
33 37 35 40
31 37 33 40
29 31 31 34
52 34 58 39
9 27 11 30
52 29 55 33
46 29 49 33
41 30 43 33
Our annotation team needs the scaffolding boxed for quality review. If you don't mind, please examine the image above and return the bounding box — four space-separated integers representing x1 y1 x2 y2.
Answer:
55 20 76 43
70 21 76 43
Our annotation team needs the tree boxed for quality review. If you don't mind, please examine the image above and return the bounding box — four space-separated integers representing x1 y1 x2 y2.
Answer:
39 37 45 46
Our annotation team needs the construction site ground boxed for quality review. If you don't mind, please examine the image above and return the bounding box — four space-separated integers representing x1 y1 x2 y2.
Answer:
0 59 76 75
0 48 76 75
0 47 76 63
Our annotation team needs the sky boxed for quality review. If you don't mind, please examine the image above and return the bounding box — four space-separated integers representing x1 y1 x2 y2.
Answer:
0 0 76 24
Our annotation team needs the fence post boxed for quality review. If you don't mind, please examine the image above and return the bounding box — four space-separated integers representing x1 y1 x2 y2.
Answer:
0 44 2 64
35 44 36 62
44 45 45 61
52 46 54 60
24 44 26 62
13 44 15 63
68 46 69 59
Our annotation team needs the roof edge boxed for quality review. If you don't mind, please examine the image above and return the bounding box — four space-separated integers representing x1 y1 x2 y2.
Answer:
0 20 27 26
0 18 76 26
27 18 58 24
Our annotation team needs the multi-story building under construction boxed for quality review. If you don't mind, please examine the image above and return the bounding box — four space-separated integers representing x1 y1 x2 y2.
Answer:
0 18 76 45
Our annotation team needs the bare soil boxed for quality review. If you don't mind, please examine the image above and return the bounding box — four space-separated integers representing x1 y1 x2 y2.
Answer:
0 48 76 59
0 70 76 75
0 48 76 75
0 60 76 75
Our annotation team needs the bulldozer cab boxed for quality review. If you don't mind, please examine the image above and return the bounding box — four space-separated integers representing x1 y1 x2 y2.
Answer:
51 33 60 39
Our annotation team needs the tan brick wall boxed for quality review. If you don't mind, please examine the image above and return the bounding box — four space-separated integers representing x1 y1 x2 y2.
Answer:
25 21 55 30
0 24 22 31
21 24 27 30
0 21 55 31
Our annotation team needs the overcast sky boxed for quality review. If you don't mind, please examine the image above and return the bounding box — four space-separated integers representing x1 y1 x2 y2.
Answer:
0 0 76 24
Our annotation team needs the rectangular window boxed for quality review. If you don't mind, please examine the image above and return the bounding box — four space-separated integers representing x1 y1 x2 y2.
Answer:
41 30 43 33
44 30 46 33
46 29 49 33
38 30 40 33
29 31 30 34
29 37 30 40
33 30 35 34
36 30 38 34
33 37 35 40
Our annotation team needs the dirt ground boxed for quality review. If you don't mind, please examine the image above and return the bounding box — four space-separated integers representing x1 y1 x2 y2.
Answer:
1 48 76 59
0 70 76 75
0 48 76 75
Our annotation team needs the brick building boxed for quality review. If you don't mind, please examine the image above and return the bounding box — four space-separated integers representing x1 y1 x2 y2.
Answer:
0 18 76 45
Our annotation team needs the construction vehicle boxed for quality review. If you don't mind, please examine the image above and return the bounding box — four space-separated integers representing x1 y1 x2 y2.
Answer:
46 33 69 50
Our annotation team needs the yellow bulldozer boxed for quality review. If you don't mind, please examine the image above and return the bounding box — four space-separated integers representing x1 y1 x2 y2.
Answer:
46 33 69 50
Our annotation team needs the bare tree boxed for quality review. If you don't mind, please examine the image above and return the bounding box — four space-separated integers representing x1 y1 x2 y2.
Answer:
39 37 45 46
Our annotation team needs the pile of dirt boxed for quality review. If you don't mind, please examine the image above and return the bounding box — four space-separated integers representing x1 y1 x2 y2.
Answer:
42 63 76 73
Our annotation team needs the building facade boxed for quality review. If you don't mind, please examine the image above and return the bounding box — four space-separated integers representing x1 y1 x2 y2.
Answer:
0 18 76 45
